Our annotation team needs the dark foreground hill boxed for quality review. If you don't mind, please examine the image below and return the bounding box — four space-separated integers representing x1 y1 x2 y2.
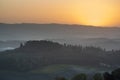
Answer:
0 40 120 72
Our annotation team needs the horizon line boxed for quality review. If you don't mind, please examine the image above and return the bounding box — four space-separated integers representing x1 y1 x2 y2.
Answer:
0 22 119 28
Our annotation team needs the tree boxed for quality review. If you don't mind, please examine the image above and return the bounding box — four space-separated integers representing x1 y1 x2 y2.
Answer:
71 73 87 80
93 73 103 80
20 43 24 48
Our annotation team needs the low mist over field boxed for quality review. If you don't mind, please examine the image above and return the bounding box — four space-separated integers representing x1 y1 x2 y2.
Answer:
0 23 120 40
0 23 120 50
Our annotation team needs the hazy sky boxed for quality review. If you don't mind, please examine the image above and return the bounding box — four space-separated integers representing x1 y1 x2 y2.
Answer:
0 0 120 27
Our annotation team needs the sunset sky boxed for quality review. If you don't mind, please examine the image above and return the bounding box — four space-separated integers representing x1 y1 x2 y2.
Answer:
0 0 120 27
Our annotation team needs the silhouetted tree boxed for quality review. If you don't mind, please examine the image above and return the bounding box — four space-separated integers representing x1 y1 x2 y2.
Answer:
20 43 24 48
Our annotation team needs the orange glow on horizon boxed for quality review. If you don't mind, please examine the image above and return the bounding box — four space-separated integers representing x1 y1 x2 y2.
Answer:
73 0 120 27
0 0 120 27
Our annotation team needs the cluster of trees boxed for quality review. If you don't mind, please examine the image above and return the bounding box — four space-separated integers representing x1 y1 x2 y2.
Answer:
0 40 120 72
55 68 120 80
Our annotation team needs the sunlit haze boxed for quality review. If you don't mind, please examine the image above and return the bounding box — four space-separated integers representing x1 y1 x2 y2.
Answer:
0 0 120 27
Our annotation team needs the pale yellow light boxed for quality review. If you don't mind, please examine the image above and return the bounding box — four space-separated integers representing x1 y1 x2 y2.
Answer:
74 0 120 26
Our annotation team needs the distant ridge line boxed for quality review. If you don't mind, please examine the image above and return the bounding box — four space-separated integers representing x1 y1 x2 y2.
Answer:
0 23 119 28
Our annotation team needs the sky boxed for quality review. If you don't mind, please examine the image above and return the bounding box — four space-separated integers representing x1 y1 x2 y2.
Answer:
0 0 120 27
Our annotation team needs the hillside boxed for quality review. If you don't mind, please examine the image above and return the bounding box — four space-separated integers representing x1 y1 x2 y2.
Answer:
0 40 120 72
